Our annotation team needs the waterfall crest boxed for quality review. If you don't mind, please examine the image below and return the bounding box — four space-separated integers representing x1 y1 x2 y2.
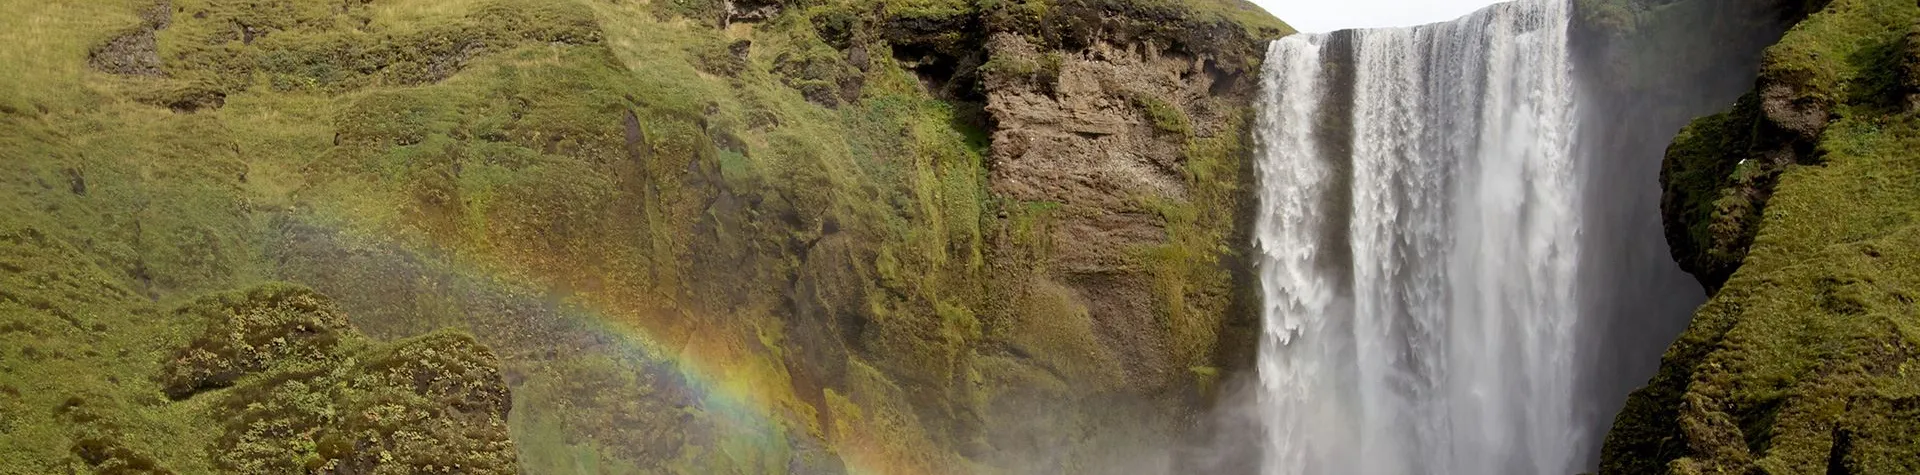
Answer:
1252 1 1581 473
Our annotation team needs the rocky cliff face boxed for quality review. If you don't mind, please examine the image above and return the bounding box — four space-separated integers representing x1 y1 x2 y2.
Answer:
1564 0 1812 467
1593 0 1920 472
0 0 1285 472
972 12 1272 468
982 2 1269 388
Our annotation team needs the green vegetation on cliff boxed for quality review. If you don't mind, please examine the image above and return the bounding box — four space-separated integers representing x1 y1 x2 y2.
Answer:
0 0 1286 472
1604 0 1920 472
0 264 514 474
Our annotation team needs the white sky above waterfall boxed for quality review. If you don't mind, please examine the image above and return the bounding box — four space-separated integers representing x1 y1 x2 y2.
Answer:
1252 0 1505 33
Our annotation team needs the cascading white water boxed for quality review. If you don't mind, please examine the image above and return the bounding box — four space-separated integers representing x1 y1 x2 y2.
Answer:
1252 1 1581 474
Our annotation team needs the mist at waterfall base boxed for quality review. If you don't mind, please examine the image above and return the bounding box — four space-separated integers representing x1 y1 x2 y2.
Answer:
1009 0 1804 473
1191 0 1791 473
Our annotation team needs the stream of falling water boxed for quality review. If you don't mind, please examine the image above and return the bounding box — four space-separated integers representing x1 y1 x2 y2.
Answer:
1252 1 1580 473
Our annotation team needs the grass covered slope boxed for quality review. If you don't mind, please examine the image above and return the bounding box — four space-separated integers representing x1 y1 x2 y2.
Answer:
1 0 1286 472
1602 0 1920 472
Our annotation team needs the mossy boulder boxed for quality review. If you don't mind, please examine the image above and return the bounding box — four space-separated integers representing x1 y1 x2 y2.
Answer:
155 283 516 474
210 330 515 474
154 0 604 102
158 284 353 400
1655 0 1917 294
1659 93 1803 293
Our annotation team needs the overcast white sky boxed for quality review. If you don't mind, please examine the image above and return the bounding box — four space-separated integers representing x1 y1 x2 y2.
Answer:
1251 0 1506 33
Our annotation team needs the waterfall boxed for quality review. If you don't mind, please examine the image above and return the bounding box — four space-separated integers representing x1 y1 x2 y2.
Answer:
1251 1 1582 474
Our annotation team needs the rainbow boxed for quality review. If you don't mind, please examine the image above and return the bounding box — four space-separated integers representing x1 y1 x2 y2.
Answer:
301 218 923 475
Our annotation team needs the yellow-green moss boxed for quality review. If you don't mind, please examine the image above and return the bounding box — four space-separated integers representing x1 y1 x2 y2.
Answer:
3 0 1282 470
1134 94 1195 136
1603 0 1920 472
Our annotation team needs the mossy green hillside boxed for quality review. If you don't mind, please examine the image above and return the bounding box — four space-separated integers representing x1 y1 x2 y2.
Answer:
2 0 1286 472
1602 0 1920 472
0 232 514 474
1653 0 1915 291
171 285 516 474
